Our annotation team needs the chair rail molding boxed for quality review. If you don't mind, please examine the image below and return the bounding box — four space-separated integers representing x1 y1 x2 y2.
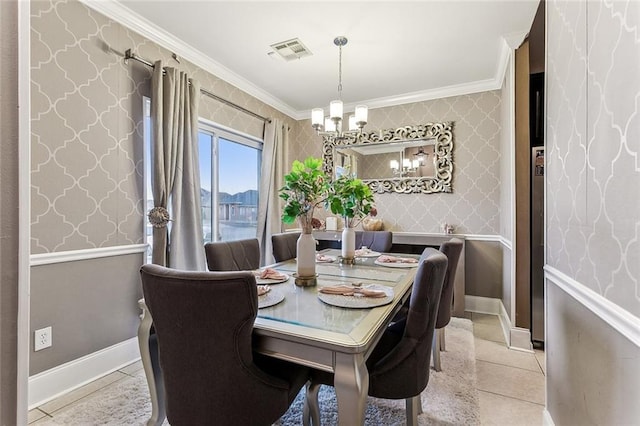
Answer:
545 265 640 348
30 244 148 266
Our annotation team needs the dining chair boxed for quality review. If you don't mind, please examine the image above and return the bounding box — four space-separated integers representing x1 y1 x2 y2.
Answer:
271 232 300 262
140 264 309 426
432 237 464 371
204 238 260 271
304 247 447 426
355 230 393 252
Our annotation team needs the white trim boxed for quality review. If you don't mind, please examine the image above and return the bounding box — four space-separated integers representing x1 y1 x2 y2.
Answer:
509 327 533 352
30 244 148 266
28 337 140 409
543 409 555 426
545 265 640 348
463 234 501 242
499 236 512 250
498 298 512 347
333 78 501 120
467 296 533 352
199 118 263 145
17 0 31 423
79 0 511 121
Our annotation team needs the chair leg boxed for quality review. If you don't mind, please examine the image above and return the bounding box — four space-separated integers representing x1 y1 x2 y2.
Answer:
405 396 420 426
439 327 446 351
432 329 442 372
303 382 321 426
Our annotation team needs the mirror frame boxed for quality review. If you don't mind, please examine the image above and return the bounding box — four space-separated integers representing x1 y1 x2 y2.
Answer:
322 122 454 194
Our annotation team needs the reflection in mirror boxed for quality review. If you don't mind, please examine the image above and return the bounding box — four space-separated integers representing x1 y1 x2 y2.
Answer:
323 122 453 194
336 142 437 180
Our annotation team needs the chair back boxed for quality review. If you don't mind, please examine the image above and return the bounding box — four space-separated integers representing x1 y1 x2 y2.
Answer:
355 231 393 252
140 264 300 425
436 238 463 329
367 248 447 399
204 238 260 271
271 232 300 262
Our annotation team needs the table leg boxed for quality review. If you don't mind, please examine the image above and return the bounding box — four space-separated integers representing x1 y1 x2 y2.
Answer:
333 352 368 426
137 300 166 426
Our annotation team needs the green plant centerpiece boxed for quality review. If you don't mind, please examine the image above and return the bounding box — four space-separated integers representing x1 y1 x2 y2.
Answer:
279 156 327 285
325 172 376 262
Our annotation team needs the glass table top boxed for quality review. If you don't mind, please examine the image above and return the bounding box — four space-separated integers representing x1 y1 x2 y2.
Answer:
255 250 419 343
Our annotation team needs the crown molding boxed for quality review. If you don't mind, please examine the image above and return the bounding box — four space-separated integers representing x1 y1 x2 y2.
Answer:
296 78 502 121
80 0 517 122
79 0 298 119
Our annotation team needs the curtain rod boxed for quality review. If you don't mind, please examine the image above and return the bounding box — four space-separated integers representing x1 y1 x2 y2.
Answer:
124 49 270 123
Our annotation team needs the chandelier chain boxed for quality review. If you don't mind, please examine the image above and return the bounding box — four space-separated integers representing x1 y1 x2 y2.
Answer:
337 44 343 99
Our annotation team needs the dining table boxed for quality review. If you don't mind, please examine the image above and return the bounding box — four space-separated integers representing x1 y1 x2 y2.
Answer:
138 248 420 426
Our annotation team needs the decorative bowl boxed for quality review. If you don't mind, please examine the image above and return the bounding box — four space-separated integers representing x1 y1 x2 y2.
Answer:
362 218 384 231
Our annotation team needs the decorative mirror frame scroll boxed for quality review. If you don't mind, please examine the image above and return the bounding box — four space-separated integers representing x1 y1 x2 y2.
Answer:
322 122 454 194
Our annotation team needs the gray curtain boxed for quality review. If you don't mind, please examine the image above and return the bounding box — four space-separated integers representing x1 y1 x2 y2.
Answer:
257 119 288 266
150 61 206 270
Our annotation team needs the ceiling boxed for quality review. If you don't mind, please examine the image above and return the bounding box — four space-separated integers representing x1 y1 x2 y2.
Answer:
96 1 540 119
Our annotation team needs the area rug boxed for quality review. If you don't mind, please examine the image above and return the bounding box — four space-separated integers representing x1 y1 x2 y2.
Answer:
36 317 478 425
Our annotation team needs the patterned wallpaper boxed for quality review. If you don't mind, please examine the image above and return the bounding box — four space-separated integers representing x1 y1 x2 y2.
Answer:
30 0 295 254
546 0 640 317
291 92 502 234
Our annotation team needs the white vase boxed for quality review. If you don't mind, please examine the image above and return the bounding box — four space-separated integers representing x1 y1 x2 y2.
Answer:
341 226 356 259
296 232 316 278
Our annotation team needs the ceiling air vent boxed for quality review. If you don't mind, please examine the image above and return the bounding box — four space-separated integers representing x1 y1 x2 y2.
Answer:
269 38 312 61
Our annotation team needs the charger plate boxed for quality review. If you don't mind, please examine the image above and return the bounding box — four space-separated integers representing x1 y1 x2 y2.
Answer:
258 289 285 309
317 284 394 309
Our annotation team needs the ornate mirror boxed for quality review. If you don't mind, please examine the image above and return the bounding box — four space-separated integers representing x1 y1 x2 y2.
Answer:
322 122 454 194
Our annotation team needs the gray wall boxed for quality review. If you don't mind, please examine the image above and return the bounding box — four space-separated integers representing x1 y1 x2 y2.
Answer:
546 0 640 423
0 0 19 423
291 91 504 299
29 0 297 376
292 92 503 236
30 254 144 375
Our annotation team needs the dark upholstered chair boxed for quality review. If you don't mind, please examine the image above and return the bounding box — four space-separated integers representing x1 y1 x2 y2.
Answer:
432 237 464 371
140 264 309 426
204 238 260 271
355 231 393 252
272 232 300 262
304 248 447 426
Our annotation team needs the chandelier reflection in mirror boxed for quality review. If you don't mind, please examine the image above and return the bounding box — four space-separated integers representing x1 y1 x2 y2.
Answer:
390 157 420 177
311 36 368 140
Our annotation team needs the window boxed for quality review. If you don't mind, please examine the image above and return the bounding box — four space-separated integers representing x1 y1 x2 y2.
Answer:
144 104 262 263
198 120 262 243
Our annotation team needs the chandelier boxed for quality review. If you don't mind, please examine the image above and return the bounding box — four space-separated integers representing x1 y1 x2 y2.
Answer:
311 36 368 139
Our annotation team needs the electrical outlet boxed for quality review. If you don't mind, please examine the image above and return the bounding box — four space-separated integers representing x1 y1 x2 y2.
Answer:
34 326 52 351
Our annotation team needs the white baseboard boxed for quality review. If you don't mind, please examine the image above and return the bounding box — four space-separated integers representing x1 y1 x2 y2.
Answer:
509 327 533 352
543 408 555 426
466 295 533 352
28 337 140 409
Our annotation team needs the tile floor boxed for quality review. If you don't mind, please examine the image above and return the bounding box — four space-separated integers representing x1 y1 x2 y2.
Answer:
28 312 546 425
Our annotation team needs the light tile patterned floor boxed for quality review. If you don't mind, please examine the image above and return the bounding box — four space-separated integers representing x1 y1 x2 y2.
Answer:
28 312 545 425
471 312 545 425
